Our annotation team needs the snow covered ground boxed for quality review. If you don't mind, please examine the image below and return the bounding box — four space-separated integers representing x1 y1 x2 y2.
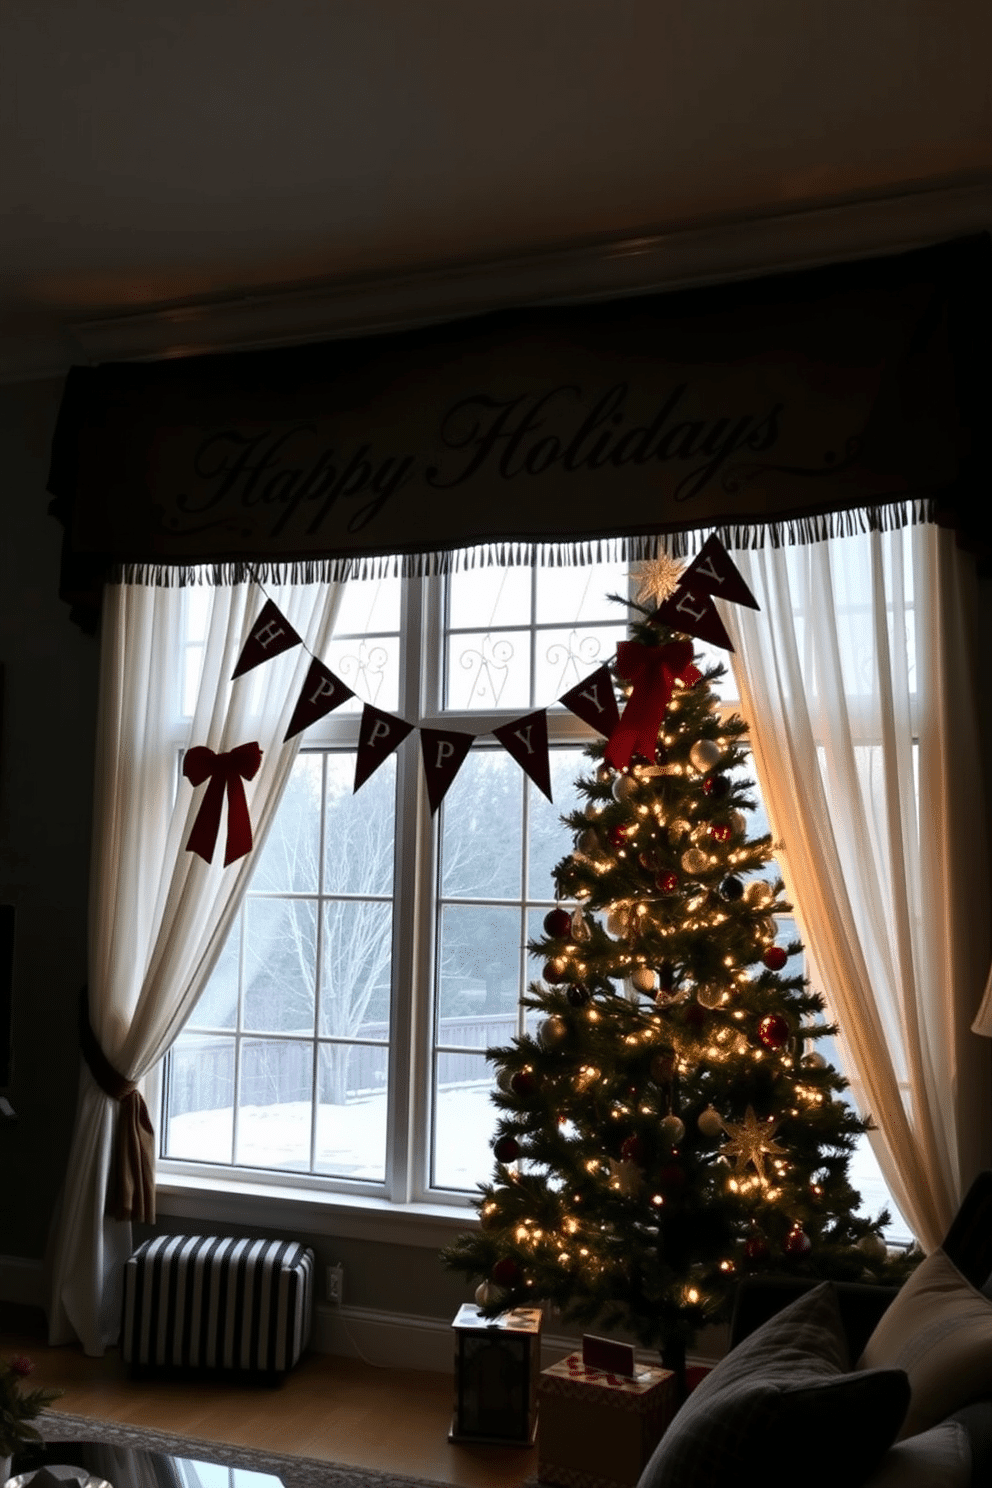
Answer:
166 1085 914 1246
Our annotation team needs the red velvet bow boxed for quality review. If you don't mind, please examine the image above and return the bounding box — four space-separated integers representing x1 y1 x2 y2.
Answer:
604 641 700 771
183 742 263 866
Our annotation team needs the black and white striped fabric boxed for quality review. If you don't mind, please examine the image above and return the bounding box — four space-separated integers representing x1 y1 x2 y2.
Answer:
123 1234 315 1375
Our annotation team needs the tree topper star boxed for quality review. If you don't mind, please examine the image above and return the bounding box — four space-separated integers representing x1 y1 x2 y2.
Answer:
635 552 685 608
720 1106 788 1184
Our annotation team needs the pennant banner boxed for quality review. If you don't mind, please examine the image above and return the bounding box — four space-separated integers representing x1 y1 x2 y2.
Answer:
680 533 760 609
231 599 303 679
354 704 414 791
654 585 734 651
560 664 621 738
284 658 355 741
420 728 476 814
183 741 263 866
493 710 553 802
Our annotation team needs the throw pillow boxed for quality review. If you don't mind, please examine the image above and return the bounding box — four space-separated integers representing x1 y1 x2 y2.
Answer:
857 1246 992 1439
638 1282 909 1488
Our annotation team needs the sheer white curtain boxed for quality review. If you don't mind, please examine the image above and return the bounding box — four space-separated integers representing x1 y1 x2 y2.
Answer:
723 519 991 1251
47 575 345 1355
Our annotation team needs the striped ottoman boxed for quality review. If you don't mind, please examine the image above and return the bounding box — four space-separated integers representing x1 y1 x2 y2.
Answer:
122 1234 315 1379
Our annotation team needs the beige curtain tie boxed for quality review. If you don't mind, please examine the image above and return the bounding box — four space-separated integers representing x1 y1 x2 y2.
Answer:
78 986 156 1224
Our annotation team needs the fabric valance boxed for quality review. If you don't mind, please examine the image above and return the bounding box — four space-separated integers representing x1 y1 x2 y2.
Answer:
48 234 990 619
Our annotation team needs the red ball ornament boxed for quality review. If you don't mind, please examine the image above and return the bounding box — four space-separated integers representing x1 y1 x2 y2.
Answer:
493 1135 520 1163
543 960 569 984
704 775 731 800
762 945 788 971
510 1070 538 1099
544 907 573 938
744 1234 770 1262
567 984 591 1007
758 1013 791 1049
708 823 732 843
783 1226 812 1256
491 1257 522 1287
609 824 631 850
620 1135 646 1166
657 871 679 895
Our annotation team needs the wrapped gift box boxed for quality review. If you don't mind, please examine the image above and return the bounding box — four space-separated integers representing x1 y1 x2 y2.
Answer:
538 1352 679 1488
449 1303 543 1446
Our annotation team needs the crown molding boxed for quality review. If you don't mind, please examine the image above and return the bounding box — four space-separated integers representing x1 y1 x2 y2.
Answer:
67 174 992 369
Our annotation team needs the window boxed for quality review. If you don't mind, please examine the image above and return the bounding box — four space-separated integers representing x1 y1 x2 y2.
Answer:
160 558 627 1205
159 550 910 1242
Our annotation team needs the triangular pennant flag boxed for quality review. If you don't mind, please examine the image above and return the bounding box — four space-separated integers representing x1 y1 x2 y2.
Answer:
354 704 414 791
655 584 735 651
232 600 303 679
560 664 621 738
493 709 553 801
680 534 760 609
284 658 356 741
420 728 476 815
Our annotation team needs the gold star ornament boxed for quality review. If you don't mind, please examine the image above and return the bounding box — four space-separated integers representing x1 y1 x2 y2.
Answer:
719 1106 788 1184
635 552 685 608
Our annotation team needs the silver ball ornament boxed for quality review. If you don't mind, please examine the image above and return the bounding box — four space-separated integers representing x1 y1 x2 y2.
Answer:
697 1106 724 1138
475 1281 505 1308
659 1114 685 1144
539 1015 568 1049
689 739 721 773
612 773 639 803
696 984 726 1009
681 847 709 875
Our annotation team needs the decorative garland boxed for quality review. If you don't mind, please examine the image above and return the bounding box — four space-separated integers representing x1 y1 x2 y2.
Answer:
183 537 757 865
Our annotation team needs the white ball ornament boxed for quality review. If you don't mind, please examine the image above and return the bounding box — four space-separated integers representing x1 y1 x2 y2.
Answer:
578 828 601 856
802 1051 828 1070
857 1233 888 1263
697 1106 724 1138
475 1281 506 1308
689 739 722 773
659 1114 685 1144
630 966 657 994
731 811 747 836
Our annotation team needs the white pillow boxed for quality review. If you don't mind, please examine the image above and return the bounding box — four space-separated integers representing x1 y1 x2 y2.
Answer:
861 1421 971 1488
857 1247 992 1439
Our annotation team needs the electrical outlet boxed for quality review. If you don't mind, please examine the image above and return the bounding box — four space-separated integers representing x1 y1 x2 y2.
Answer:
326 1262 344 1305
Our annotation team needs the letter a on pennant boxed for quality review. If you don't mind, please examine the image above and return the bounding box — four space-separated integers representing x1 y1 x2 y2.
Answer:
560 665 621 738
419 728 476 815
232 599 303 679
493 710 553 801
284 658 356 741
354 704 414 792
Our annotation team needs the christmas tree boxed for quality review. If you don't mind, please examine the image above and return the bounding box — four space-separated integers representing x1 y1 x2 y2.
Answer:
443 554 909 1383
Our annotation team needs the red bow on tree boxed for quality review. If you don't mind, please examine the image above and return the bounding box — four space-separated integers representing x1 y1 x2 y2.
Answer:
183 742 263 866
604 641 700 771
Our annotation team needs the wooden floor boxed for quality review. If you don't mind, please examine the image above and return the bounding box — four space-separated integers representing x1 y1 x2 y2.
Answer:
0 1305 536 1488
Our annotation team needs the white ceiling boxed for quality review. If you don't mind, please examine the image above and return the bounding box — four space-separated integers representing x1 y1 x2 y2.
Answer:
3 2 991 381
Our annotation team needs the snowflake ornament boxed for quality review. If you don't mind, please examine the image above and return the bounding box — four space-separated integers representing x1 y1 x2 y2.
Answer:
719 1106 788 1184
635 552 685 607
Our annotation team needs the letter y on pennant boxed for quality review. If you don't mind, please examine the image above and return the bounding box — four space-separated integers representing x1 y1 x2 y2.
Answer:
493 710 553 801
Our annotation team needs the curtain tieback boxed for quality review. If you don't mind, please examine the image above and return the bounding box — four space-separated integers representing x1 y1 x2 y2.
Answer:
78 987 155 1224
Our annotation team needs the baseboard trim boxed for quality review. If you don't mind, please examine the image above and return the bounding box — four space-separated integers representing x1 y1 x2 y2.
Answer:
0 1254 45 1309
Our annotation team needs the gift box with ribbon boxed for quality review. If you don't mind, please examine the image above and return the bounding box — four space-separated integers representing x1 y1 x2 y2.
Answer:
537 1350 679 1488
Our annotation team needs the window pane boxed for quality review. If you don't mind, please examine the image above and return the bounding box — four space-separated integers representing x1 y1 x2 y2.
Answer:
243 898 316 1034
323 633 400 713
433 1050 496 1190
316 1043 386 1180
235 1038 313 1170
437 904 523 1038
164 1033 234 1163
332 574 401 636
188 922 239 1030
536 624 624 704
535 563 628 624
527 749 587 895
323 752 395 896
448 564 531 630
441 751 522 900
251 754 322 893
319 900 392 1040
446 628 531 710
